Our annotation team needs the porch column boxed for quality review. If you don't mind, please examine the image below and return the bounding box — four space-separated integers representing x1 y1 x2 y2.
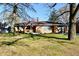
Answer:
51 26 54 33
54 25 57 33
64 26 67 33
32 26 36 32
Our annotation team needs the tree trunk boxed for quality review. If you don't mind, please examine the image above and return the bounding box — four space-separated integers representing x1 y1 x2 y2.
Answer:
68 4 79 40
68 17 76 40
11 4 17 32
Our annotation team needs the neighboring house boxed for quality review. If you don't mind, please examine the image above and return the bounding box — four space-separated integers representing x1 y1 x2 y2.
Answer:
0 22 11 33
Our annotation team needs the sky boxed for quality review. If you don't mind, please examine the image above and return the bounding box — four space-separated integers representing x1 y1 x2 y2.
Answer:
27 3 65 21
0 3 66 22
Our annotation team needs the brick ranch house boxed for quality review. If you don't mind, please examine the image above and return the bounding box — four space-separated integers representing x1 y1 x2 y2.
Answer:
0 21 78 34
14 21 68 34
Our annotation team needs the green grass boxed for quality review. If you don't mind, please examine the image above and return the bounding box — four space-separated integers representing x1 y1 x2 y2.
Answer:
0 33 79 56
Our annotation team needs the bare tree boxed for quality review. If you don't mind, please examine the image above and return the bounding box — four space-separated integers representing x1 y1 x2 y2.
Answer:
49 8 59 22
49 3 79 40
58 4 69 24
0 3 36 32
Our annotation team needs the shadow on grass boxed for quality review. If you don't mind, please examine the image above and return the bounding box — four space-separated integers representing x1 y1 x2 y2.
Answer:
0 33 34 46
34 34 68 40
0 37 30 46
0 33 68 46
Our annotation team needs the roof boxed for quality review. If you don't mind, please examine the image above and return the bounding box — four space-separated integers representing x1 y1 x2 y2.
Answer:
14 21 67 27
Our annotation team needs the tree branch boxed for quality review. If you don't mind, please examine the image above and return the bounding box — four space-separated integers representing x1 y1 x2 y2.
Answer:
56 11 70 19
73 4 79 17
48 3 56 8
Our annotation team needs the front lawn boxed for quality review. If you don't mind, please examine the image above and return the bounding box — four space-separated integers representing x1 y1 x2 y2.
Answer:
0 33 79 56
